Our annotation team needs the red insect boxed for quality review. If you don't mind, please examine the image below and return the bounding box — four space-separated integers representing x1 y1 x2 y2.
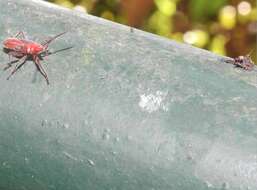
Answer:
3 31 66 85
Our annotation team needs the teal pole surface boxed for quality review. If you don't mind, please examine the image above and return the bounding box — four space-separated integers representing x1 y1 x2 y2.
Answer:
0 0 257 189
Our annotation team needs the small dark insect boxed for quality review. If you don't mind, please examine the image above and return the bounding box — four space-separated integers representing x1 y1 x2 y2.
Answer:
225 51 255 71
2 31 66 85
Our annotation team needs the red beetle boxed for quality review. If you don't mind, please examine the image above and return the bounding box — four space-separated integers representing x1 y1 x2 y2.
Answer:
3 31 66 85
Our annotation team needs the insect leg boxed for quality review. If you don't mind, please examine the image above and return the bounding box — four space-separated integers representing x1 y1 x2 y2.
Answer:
34 56 50 85
14 31 26 39
224 58 234 64
4 51 25 70
3 59 20 71
7 55 28 80
8 50 24 58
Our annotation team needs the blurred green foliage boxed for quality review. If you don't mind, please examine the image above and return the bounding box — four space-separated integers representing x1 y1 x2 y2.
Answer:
48 0 256 62
189 0 228 21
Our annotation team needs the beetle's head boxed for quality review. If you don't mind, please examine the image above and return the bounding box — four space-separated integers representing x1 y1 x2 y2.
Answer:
38 49 50 59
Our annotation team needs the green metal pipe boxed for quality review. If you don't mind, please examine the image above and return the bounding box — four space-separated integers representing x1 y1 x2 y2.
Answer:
0 0 257 189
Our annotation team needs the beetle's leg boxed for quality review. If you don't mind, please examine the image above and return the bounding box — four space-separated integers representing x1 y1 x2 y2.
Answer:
3 59 20 71
7 55 28 80
7 53 15 68
34 56 49 85
8 51 24 58
4 51 25 70
224 59 234 64
14 31 26 39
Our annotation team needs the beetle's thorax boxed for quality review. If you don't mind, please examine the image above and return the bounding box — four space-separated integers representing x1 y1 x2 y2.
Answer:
25 42 44 55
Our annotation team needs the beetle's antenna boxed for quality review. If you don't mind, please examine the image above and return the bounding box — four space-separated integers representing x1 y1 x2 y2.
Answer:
39 46 73 58
246 49 254 57
41 32 67 47
47 46 73 56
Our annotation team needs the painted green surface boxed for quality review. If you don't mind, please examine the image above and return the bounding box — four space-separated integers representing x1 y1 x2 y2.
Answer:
0 0 257 190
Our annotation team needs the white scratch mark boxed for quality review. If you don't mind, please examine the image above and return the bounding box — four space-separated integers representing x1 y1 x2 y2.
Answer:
87 159 95 166
139 91 168 113
63 151 78 161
